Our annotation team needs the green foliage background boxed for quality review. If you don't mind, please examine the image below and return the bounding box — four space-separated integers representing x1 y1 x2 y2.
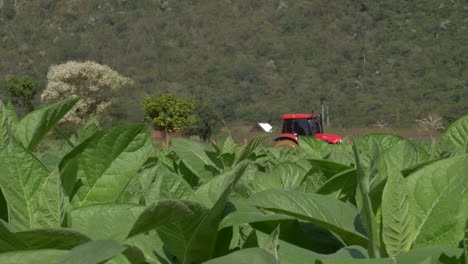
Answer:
0 0 466 126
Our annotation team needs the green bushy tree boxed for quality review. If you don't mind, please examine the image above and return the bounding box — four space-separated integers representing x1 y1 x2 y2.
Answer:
184 103 222 141
141 93 196 146
1 0 16 20
5 75 41 113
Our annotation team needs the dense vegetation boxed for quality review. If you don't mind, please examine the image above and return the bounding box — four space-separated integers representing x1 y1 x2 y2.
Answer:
0 0 467 126
0 97 467 263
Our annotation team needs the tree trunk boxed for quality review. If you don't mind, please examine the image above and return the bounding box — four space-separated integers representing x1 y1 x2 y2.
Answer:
164 127 170 148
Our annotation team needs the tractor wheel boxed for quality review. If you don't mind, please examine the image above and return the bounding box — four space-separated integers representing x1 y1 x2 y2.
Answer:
274 140 298 148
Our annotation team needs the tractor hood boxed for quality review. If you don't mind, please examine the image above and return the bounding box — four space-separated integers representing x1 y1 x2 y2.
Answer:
314 133 343 144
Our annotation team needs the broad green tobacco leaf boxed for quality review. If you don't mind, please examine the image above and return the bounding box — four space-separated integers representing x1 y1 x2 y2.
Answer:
373 140 429 190
0 249 68 264
59 124 153 208
299 136 330 159
316 247 461 264
0 101 12 149
71 201 191 247
221 136 238 154
202 248 278 264
317 169 357 202
127 200 193 239
15 98 78 151
255 230 368 264
71 204 144 242
259 226 280 260
15 228 91 250
251 218 343 254
0 139 50 230
308 159 352 179
253 162 307 192
145 168 193 203
5 101 19 124
406 155 468 249
381 171 414 256
464 219 468 264
248 189 368 247
354 134 405 157
157 201 210 262
0 221 27 252
437 114 468 154
34 169 66 228
57 240 125 264
184 161 249 264
235 136 267 164
194 173 228 207
219 198 294 230
352 141 380 257
171 138 219 181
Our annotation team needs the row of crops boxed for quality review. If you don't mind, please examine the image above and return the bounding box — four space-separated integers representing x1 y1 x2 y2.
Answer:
0 97 467 264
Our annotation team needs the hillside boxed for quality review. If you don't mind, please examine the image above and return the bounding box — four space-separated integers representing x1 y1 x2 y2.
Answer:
0 0 467 127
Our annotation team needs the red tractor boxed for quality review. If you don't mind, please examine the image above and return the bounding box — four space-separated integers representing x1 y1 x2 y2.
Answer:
274 114 342 148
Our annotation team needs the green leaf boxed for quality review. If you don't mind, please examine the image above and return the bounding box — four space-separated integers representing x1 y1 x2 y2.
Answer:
464 219 467 264
71 204 144 242
437 114 468 154
15 98 78 151
381 171 414 256
202 248 278 264
34 169 66 228
171 138 219 181
316 247 461 264
317 169 357 202
221 136 238 154
249 162 308 194
248 189 368 247
236 136 267 163
15 228 91 250
352 141 380 257
251 218 343 254
59 124 153 208
219 198 294 230
0 249 68 264
406 155 468 248
5 101 19 124
373 140 429 190
255 230 368 264
183 161 249 264
0 139 50 230
269 162 308 190
125 233 173 264
259 226 280 260
57 240 125 264
145 168 193 203
299 136 330 159
309 159 352 178
127 200 193 239
0 100 14 149
0 221 27 252
392 247 462 264
354 134 405 157
193 173 229 207
157 201 210 261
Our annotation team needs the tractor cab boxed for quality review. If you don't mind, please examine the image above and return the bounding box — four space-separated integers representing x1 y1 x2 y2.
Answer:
274 114 342 147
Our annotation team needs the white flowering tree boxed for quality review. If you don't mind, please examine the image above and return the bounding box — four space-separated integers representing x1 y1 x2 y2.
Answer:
40 61 135 126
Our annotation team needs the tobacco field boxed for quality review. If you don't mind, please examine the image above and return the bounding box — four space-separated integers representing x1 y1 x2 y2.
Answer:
0 98 467 264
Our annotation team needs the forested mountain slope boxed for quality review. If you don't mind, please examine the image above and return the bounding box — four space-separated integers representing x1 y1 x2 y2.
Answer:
0 0 467 126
